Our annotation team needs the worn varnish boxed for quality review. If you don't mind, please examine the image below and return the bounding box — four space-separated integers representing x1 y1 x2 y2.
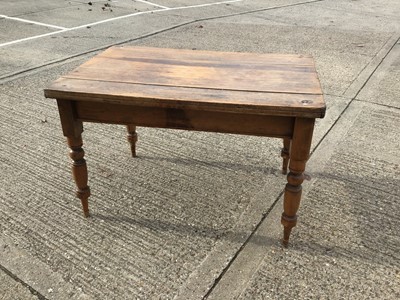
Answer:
45 46 326 246
45 46 325 118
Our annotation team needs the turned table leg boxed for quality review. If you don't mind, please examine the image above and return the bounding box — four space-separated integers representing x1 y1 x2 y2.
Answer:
281 137 291 175
126 125 138 157
281 118 315 246
67 136 91 217
57 100 91 217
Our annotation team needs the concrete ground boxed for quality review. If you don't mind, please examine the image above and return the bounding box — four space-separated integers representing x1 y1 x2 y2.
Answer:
0 0 399 299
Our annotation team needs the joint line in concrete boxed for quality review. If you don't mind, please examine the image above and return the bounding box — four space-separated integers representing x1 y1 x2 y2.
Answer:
202 189 285 299
354 98 400 111
309 34 400 158
0 263 49 300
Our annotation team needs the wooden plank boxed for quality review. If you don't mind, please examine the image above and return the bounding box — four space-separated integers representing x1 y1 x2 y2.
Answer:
75 101 296 138
64 46 322 95
91 53 315 71
45 78 326 118
45 46 326 118
98 46 315 67
64 57 321 95
56 100 82 137
82 55 315 75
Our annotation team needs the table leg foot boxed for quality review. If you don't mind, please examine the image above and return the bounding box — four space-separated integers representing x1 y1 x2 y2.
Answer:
281 137 291 175
68 136 91 217
79 194 90 218
127 125 138 157
281 172 303 246
281 213 297 247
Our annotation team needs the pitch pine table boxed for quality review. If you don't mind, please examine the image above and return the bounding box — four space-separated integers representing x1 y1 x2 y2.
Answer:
45 46 325 245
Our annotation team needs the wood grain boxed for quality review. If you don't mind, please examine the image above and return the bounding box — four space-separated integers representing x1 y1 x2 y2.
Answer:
75 102 295 138
46 79 325 118
281 118 315 246
96 46 315 66
126 124 137 157
45 46 325 118
64 55 320 94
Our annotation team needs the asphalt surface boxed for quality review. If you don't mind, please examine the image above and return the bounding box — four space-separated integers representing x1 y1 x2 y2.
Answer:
0 0 399 299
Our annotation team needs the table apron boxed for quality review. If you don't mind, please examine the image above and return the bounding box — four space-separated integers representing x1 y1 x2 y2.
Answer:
74 101 295 138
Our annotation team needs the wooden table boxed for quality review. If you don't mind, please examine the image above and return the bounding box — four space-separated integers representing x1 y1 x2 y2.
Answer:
44 46 325 245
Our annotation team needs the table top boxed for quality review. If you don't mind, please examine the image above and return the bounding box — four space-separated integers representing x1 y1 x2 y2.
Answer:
45 46 325 118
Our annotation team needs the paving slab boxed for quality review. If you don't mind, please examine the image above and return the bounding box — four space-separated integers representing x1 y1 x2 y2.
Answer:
208 101 400 300
357 43 400 109
0 19 56 43
0 12 191 79
0 235 92 300
0 268 39 300
152 0 307 21
246 0 400 32
321 0 400 19
19 1 161 28
0 0 79 16
72 0 163 10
